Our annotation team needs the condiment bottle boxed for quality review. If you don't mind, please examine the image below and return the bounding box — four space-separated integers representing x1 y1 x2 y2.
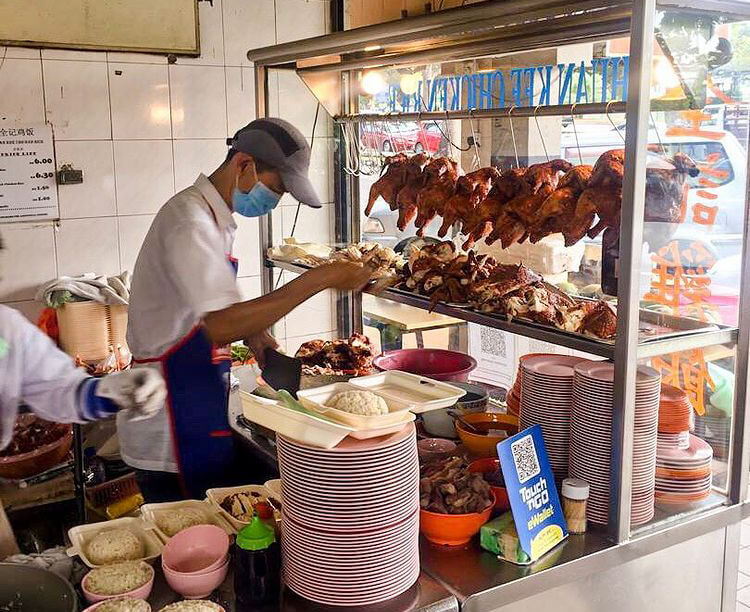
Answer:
233 514 281 608
561 478 590 535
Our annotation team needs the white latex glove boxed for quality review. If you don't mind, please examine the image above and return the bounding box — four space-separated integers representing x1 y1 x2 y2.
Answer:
96 368 166 421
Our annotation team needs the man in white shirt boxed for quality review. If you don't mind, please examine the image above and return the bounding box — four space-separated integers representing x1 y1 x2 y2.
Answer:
0 235 166 449
122 118 370 501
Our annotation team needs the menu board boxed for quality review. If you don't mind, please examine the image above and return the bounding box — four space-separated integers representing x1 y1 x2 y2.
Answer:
0 124 59 223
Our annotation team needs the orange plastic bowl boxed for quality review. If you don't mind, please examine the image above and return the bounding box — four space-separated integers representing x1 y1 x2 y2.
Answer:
469 458 510 512
420 492 495 547
456 413 519 458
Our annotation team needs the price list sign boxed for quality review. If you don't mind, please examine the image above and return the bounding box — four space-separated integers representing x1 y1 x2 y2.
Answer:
0 124 59 222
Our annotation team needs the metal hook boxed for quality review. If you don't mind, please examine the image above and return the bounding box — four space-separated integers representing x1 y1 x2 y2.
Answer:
649 111 665 155
606 100 625 144
533 105 549 162
508 106 519 168
570 103 583 166
468 108 480 170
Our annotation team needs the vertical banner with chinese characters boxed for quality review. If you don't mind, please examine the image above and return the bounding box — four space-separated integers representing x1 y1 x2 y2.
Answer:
0 124 58 222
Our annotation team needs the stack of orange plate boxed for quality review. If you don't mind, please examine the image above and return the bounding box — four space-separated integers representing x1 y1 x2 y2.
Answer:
658 384 693 434
655 384 711 505
654 434 712 504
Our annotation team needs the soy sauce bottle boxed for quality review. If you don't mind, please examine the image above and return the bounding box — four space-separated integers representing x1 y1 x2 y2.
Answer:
233 509 280 608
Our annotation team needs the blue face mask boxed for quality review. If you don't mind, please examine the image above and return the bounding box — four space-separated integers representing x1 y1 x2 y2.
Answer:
232 179 281 218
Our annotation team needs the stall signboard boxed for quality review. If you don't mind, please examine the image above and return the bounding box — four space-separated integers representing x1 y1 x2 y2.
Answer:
497 425 568 563
388 57 630 113
0 123 58 223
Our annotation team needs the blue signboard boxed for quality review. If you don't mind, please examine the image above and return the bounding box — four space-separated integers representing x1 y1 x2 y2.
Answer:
497 425 568 562
388 56 629 113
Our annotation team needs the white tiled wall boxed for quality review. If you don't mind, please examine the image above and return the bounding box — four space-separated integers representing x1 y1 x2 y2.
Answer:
1 0 336 348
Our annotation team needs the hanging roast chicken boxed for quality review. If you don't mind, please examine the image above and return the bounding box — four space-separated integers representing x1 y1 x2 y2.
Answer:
366 148 699 251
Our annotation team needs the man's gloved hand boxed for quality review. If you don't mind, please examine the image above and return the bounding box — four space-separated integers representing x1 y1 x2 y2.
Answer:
95 368 166 421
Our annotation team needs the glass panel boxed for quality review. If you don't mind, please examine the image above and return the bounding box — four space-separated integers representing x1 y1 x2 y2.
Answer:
630 342 736 535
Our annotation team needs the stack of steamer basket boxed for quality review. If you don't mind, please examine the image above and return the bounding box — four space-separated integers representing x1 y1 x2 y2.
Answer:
655 385 713 504
277 423 420 606
568 362 661 526
519 354 587 479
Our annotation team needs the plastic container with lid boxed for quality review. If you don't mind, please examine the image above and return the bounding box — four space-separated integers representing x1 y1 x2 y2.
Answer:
561 478 590 535
233 515 280 607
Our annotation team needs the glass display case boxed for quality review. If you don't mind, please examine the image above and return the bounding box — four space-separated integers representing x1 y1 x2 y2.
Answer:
250 1 750 609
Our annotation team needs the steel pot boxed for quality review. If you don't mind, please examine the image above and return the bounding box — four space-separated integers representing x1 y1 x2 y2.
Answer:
0 563 77 612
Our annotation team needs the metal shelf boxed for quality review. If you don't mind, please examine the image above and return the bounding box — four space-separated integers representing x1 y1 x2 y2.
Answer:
266 258 738 359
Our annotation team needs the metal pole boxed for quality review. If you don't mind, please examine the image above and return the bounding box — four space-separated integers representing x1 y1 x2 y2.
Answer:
728 84 750 505
255 65 275 300
332 102 627 123
245 0 626 65
609 0 655 543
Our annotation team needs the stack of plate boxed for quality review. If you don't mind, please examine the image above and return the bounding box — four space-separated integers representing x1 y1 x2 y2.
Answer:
658 384 693 434
277 423 420 606
569 361 661 526
519 354 586 478
654 434 712 504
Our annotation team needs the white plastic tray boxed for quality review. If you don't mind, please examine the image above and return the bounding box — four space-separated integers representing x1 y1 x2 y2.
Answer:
67 516 164 568
240 390 353 449
140 499 236 540
349 371 466 414
296 382 416 431
206 484 282 531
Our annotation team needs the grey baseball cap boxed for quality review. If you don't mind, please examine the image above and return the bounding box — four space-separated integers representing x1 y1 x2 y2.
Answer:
227 118 322 208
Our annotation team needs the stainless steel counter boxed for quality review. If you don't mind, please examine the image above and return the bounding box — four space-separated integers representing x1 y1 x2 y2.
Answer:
228 389 749 612
149 567 459 612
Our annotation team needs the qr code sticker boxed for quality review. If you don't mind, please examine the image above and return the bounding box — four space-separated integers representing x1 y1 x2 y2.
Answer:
511 434 540 484
479 327 507 358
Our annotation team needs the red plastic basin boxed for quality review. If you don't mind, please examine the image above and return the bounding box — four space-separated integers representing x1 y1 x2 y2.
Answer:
373 349 477 382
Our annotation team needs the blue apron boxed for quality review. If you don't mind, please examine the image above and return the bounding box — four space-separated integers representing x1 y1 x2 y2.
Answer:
134 258 238 500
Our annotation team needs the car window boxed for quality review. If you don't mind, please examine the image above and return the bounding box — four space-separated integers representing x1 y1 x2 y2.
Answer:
661 142 734 188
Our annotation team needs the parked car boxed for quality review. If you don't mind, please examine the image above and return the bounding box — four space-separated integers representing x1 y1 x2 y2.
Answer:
360 121 447 154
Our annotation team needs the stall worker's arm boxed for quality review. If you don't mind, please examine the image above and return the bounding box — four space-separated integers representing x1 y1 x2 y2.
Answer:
163 222 372 348
5 306 164 428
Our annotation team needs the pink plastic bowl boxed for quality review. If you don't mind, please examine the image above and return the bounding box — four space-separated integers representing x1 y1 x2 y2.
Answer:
162 557 229 599
162 525 229 574
82 563 154 604
83 599 152 611
373 349 478 382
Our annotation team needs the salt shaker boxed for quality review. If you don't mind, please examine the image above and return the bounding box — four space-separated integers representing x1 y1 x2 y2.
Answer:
561 478 590 535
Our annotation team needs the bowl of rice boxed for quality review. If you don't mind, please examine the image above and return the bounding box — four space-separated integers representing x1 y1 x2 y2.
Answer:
85 528 145 566
83 597 151 612
159 602 225 612
81 561 154 604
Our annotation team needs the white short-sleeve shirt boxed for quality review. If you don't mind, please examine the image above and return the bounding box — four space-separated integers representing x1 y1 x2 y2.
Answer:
118 174 241 472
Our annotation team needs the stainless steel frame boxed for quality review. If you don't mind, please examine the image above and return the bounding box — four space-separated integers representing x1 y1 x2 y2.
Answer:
251 1 750 609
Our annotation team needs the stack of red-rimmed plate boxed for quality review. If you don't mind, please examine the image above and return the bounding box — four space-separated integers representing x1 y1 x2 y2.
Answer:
569 361 661 526
519 354 587 478
655 434 712 505
658 384 693 434
277 423 420 606
508 353 548 418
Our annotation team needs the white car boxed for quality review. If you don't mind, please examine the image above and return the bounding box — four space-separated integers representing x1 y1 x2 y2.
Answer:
560 127 747 237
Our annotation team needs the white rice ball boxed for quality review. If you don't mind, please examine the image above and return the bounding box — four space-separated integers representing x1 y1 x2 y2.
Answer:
86 528 144 566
